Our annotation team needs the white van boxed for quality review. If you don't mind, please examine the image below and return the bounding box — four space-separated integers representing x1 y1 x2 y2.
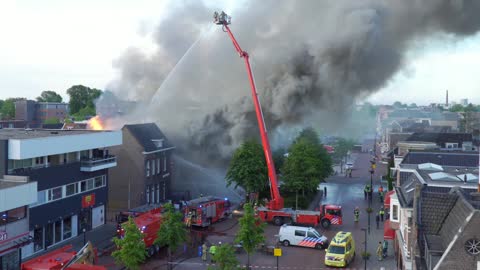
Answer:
278 225 328 249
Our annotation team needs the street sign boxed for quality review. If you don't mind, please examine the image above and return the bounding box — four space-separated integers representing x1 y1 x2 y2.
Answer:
274 248 282 257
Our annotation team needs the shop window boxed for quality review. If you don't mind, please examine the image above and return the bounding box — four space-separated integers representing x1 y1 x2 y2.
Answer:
146 186 150 204
0 206 26 225
33 227 44 252
1 250 20 270
45 224 53 247
63 216 72 239
157 158 160 174
54 220 62 243
66 183 77 196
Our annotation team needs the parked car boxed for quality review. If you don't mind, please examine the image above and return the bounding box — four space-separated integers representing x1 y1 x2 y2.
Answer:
278 225 328 249
345 162 353 170
324 231 356 267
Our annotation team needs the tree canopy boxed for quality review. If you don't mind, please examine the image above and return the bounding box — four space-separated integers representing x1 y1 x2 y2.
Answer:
282 133 333 209
0 98 25 120
235 203 265 270
36 90 63 102
155 203 187 270
226 140 268 196
112 217 147 270
66 85 102 115
210 244 240 270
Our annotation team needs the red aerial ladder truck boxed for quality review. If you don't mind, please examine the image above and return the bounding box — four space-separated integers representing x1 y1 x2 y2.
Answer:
213 11 342 228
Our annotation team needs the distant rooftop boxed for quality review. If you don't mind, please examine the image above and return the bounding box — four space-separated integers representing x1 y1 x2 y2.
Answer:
0 128 113 140
402 150 479 167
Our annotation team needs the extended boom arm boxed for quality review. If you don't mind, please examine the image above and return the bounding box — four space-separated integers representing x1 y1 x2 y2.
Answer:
214 11 283 210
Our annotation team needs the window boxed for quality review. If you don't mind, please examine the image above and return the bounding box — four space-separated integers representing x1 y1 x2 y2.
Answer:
102 175 107 186
36 191 46 205
0 206 27 226
34 227 44 252
54 220 62 243
63 216 72 240
35 157 44 165
87 179 94 190
80 150 89 160
156 184 160 203
346 243 351 251
157 158 160 174
295 230 306 237
66 183 77 196
152 159 156 175
307 231 319 238
146 160 151 177
163 155 167 172
80 181 87 192
94 176 103 188
392 204 399 221
48 187 62 201
146 186 150 204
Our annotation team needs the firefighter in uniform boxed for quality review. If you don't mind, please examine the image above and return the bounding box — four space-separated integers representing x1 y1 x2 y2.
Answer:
186 211 192 227
354 207 360 222
202 243 208 262
209 243 217 263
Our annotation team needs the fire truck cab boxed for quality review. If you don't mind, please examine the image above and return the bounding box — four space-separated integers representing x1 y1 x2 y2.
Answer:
184 196 232 227
118 211 163 257
115 203 164 236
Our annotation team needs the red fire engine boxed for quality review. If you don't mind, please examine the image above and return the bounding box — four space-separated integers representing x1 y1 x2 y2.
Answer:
21 242 105 270
118 211 163 257
115 203 163 237
184 196 232 227
213 11 343 229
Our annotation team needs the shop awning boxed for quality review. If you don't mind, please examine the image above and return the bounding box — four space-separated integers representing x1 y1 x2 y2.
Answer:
384 219 395 240
384 190 395 208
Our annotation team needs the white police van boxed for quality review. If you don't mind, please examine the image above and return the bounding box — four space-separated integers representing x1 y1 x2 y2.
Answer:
278 225 328 249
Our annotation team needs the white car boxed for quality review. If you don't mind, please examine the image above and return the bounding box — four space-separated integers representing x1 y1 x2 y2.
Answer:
278 225 328 249
345 162 353 170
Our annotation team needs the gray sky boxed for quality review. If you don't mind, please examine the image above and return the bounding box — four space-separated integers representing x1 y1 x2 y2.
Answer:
0 0 479 105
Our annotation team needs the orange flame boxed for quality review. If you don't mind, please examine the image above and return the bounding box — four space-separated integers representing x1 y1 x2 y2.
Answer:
88 116 104 130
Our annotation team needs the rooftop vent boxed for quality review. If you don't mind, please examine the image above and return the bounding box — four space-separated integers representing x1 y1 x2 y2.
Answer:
418 163 443 171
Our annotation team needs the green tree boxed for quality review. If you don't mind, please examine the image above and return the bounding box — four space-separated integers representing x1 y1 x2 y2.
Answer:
209 244 240 270
235 203 265 270
295 127 320 145
282 138 328 209
0 98 25 120
449 104 464 112
44 117 60 124
66 85 102 114
334 138 356 173
155 203 187 270
226 140 268 201
72 106 96 121
112 217 147 270
36 90 63 102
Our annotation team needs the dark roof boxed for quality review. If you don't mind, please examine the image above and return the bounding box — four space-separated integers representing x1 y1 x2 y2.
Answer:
419 190 457 235
396 173 422 207
424 234 444 252
124 123 173 152
402 151 479 167
406 132 472 144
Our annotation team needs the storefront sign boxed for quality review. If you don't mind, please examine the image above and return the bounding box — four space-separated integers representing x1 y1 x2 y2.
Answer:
0 231 7 241
82 194 96 208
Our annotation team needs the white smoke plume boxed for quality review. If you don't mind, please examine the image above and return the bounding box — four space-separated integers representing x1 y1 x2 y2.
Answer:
104 0 480 165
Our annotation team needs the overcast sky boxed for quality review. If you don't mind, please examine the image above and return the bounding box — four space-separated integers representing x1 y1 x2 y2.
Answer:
0 0 479 105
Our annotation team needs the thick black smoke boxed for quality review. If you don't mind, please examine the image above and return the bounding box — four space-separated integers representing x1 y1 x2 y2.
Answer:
107 0 480 164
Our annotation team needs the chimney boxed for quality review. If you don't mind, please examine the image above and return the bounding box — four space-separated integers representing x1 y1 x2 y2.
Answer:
446 89 449 107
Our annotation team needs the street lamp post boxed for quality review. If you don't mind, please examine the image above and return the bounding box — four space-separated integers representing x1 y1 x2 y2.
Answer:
83 228 86 246
361 228 367 270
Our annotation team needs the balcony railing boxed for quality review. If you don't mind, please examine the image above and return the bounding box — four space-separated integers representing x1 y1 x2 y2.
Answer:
80 155 117 172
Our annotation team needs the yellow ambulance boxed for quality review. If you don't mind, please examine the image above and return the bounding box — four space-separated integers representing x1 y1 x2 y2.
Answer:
324 231 356 267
